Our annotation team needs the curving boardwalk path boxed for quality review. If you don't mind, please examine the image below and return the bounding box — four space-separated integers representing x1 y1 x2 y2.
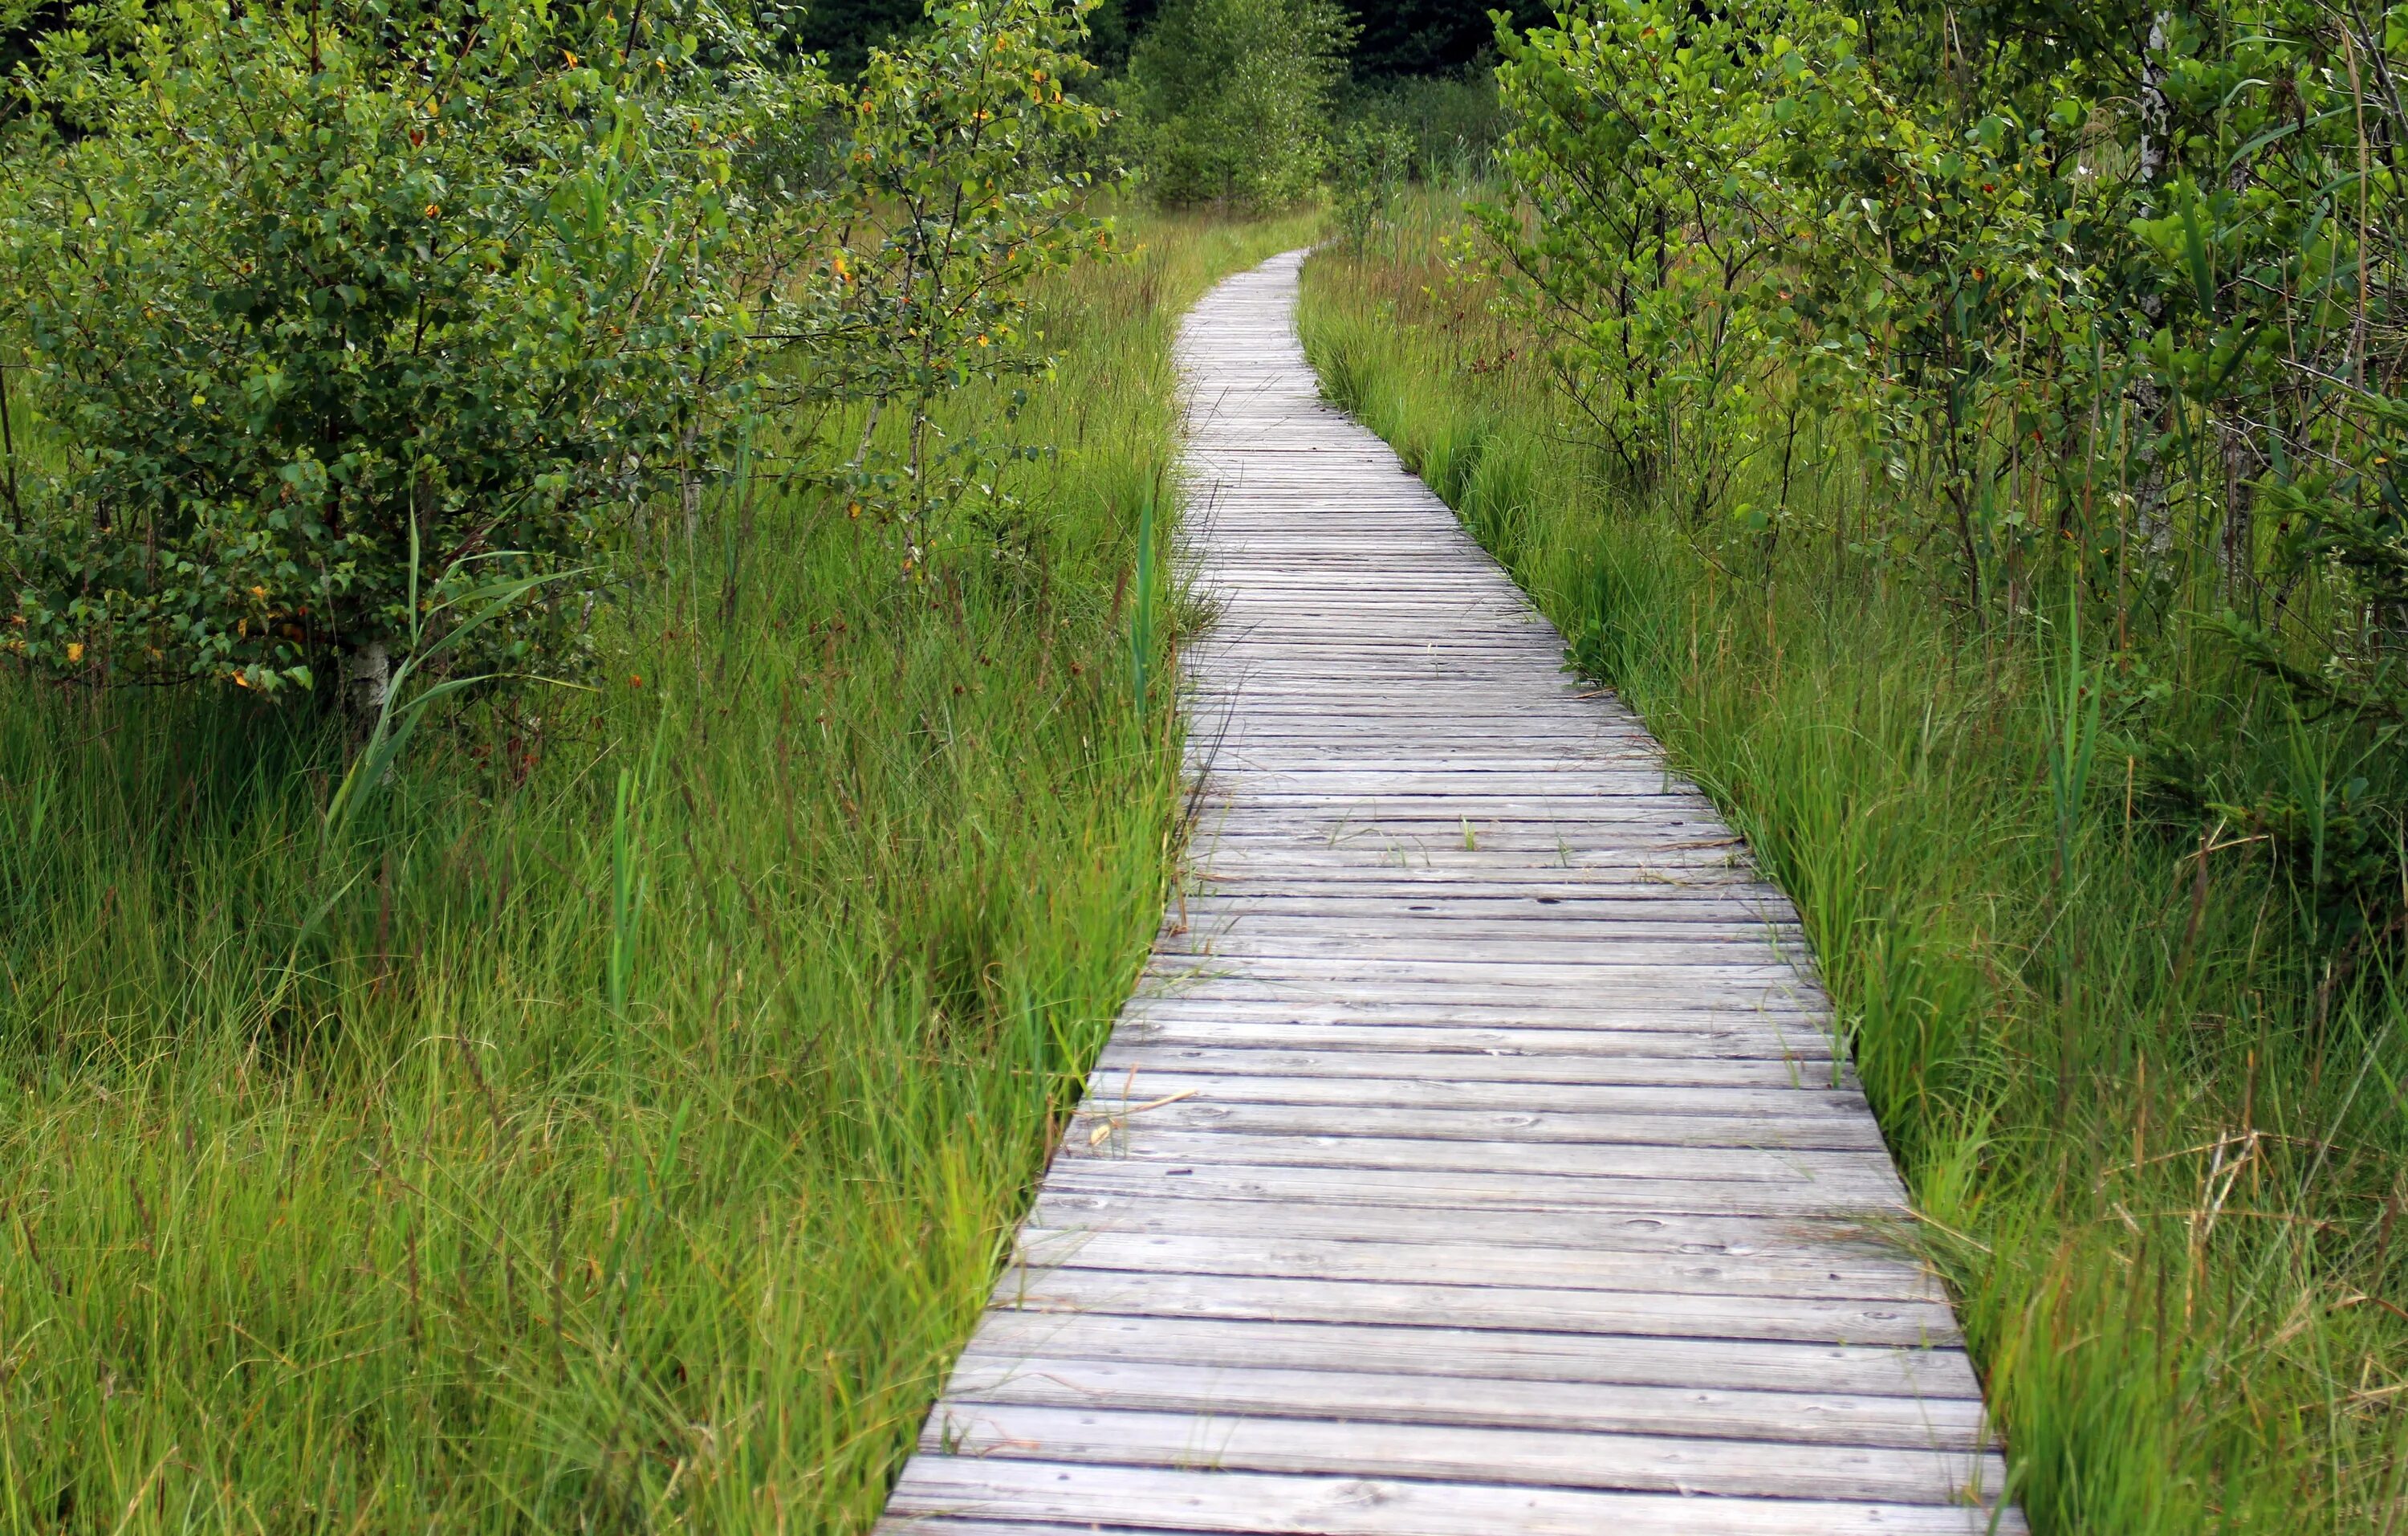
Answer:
879 251 2023 1535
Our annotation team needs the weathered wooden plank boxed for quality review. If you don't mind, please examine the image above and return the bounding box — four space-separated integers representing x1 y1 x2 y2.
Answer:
1100 1046 1849 1093
1108 1017 1843 1057
1007 1227 1941 1303
1167 903 1796 929
1088 1044 1841 1087
1133 974 1820 1006
1159 935 1812 968
1190 775 1705 792
883 1461 2024 1536
1180 841 1765 866
1143 937 1805 968
991 1265 1959 1347
1041 1159 1906 1219
959 1311 1987 1400
942 1353 1992 1452
1133 973 1828 1012
1170 919 1807 947
1073 1069 1868 1116
1175 888 1788 909
917 1402 2007 1505
1185 828 1767 852
1169 878 1774 902
1065 1098 1887 1151
1114 1012 1839 1048
1022 1193 1896 1260
1065 1122 1900 1176
1169 920 1808 947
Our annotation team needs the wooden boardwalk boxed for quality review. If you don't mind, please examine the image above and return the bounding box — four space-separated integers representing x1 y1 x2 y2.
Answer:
879 251 2022 1535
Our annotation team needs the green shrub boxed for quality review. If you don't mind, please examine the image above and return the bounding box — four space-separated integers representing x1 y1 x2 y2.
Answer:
1479 0 1885 510
1481 0 2408 939
0 0 1125 723
1330 118 1412 244
767 0 1119 568
1340 69 1503 181
1121 0 1350 210
0 0 786 707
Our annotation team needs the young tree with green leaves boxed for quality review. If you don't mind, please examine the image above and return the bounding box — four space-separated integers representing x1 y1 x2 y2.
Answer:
765 0 1120 574
1480 0 1895 514
1121 0 1351 210
0 0 788 707
0 0 1123 725
1331 116 1413 244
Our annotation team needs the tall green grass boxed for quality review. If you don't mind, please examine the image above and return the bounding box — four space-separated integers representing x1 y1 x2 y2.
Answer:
0 209 1316 1534
1302 229 2408 1534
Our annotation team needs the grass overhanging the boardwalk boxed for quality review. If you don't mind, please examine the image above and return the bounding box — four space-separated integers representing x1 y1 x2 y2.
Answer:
1301 210 2408 1535
0 210 1315 1533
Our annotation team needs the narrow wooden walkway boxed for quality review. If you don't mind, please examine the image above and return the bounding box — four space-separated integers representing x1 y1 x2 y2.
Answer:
880 251 2022 1535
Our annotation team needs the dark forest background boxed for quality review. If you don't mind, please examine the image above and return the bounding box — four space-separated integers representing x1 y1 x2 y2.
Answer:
0 0 1541 124
792 0 1549 77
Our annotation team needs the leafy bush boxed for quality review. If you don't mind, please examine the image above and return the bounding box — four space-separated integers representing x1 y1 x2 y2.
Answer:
0 0 783 707
0 0 1125 719
1479 2 1867 507
766 0 1119 568
1340 68 1505 181
1121 0 1351 210
1330 117 1413 243
1481 0 2408 939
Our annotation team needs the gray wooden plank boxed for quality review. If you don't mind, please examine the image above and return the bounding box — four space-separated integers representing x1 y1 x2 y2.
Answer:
1064 1127 1902 1180
990 1261 1958 1346
1023 1194 1905 1269
1169 905 1799 924
1007 1227 1942 1303
1118 996 1830 1026
942 1354 1991 1451
1088 1044 1841 1086
918 1402 2007 1505
1072 1107 1883 1155
1107 1021 1843 1061
883 1461 2025 1535
960 1310 1986 1400
1041 1159 1906 1219
1158 937 1815 967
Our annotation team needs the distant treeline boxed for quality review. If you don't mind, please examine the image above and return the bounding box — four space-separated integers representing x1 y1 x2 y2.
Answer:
790 0 1552 76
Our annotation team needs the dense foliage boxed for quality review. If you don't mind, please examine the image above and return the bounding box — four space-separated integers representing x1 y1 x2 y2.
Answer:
1338 67 1505 182
1120 0 1349 208
767 0 1113 569
1482 0 2408 939
0 0 1115 717
2 0 774 703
